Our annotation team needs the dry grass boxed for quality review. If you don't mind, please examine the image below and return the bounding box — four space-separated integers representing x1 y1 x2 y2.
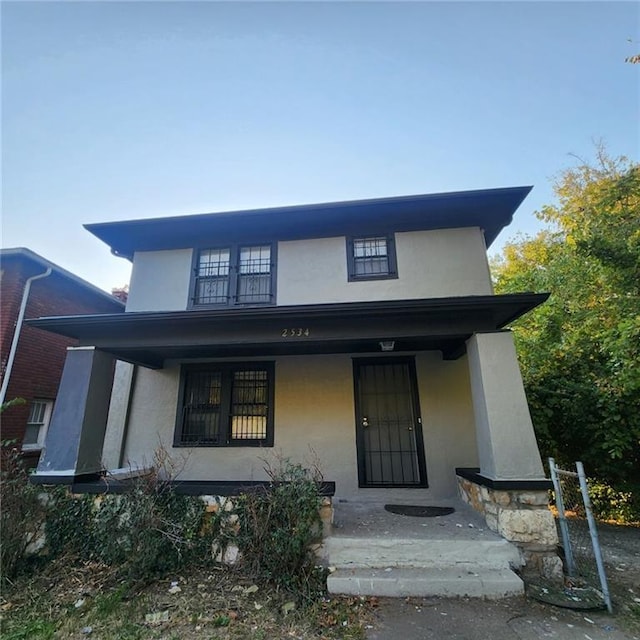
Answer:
0 555 374 640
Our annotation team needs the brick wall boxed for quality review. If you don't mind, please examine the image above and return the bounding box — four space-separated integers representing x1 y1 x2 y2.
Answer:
1 258 123 466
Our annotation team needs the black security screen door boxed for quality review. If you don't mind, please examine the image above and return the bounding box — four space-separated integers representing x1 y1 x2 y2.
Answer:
354 358 427 487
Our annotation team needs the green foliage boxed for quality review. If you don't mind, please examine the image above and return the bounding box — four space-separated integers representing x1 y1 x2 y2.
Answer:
45 477 226 583
91 485 215 579
493 149 640 487
45 488 94 558
588 481 640 524
0 397 26 413
235 459 324 598
1 619 56 640
0 443 45 585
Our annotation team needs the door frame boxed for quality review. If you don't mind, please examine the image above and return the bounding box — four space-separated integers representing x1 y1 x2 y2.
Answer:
352 356 428 488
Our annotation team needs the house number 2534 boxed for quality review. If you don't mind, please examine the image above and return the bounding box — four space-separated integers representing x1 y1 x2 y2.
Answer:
281 328 310 337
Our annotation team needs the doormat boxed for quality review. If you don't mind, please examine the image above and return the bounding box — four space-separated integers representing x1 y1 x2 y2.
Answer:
384 504 455 517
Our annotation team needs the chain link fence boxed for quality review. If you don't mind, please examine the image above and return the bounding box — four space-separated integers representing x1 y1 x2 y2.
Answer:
549 458 612 612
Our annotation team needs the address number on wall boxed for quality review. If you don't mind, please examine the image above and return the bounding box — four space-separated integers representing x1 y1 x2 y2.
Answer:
281 328 310 337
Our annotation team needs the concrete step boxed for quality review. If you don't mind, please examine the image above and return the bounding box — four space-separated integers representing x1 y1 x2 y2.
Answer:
327 566 524 599
321 536 522 571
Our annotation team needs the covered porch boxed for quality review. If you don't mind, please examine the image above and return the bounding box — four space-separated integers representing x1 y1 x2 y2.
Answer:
27 293 549 490
27 293 559 585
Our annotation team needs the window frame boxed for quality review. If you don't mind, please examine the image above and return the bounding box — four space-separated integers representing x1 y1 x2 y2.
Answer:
174 362 275 448
346 234 399 282
22 398 54 451
189 243 277 309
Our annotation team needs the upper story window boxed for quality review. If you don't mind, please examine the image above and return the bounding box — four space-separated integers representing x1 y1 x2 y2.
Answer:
347 235 398 281
174 363 274 447
193 245 274 307
23 399 53 450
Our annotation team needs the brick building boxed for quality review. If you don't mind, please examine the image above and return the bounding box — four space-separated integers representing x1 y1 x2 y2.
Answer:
0 248 124 467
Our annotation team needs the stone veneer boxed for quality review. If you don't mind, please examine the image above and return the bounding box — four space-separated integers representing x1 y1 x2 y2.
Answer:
457 476 563 580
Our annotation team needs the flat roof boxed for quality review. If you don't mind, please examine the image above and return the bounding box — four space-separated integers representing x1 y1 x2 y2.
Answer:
85 186 533 260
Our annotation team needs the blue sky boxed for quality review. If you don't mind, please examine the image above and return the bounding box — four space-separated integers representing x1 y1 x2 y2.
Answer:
2 1 638 292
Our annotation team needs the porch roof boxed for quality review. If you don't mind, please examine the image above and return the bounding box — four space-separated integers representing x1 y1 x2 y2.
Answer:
27 293 547 368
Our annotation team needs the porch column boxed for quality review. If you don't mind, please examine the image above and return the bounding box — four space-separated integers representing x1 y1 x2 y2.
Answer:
102 360 136 470
466 330 545 480
32 346 115 483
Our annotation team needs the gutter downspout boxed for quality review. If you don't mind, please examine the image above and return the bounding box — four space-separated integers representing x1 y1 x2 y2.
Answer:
0 267 53 405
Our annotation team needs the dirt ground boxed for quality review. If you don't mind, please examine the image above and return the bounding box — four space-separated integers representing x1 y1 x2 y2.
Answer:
597 523 640 624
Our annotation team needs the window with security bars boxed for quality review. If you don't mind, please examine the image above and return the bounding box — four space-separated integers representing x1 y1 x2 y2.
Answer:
193 245 273 306
176 364 274 447
347 235 398 281
23 399 53 450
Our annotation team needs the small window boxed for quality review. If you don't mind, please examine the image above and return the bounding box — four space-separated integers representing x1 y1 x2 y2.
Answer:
175 363 274 447
23 399 53 450
192 245 275 307
347 235 398 281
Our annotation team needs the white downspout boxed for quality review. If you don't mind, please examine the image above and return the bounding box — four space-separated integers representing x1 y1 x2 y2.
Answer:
0 267 53 405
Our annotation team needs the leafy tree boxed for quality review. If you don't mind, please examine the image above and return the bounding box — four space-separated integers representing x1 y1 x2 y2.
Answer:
493 150 640 484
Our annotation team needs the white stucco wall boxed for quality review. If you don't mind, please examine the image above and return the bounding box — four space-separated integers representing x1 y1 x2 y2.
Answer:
112 353 479 500
415 352 479 492
126 249 193 312
277 228 493 305
466 331 545 480
122 228 492 312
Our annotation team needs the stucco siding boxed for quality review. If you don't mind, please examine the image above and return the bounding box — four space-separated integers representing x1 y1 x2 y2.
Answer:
123 228 492 312
126 249 193 312
415 352 479 492
116 353 479 499
277 228 493 305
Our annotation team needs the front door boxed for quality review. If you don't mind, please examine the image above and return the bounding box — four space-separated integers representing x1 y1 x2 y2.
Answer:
353 358 427 487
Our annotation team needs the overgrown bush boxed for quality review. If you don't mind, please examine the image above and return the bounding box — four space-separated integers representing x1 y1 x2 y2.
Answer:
3 438 329 595
46 475 227 582
0 443 45 585
45 488 93 558
235 459 324 598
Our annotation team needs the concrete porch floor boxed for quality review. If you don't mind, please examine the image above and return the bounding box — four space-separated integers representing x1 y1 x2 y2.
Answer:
323 497 525 598
331 496 501 541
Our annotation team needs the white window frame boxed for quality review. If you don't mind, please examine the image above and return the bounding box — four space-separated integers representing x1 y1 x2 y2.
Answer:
22 399 53 451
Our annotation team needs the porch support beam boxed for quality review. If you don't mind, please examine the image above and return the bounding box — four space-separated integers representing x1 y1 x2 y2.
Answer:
32 346 115 484
466 331 545 481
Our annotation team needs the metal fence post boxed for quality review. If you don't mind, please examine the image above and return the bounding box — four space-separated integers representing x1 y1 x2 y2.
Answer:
576 461 613 613
549 457 576 576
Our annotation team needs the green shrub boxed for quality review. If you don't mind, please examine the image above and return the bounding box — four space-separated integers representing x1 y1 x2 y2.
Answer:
588 480 640 524
91 483 218 580
45 487 93 558
235 459 324 598
45 477 225 582
0 443 45 585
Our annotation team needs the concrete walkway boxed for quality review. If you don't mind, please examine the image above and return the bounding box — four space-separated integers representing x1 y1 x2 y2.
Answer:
366 595 638 640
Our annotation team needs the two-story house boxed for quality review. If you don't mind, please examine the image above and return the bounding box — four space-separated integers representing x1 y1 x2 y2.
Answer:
28 188 559 587
0 248 125 467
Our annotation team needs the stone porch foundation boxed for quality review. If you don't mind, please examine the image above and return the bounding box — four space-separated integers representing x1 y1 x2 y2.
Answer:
457 475 563 580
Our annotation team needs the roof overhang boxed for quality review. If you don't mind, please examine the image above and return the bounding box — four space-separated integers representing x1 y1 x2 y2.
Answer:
26 294 548 368
0 247 125 309
84 186 533 260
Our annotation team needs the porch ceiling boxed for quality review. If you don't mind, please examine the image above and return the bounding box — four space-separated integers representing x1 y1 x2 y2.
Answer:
26 293 548 369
